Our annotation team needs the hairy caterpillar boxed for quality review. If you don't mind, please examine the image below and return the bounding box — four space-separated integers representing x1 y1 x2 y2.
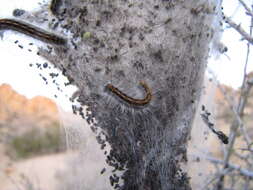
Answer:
0 19 66 45
106 81 152 106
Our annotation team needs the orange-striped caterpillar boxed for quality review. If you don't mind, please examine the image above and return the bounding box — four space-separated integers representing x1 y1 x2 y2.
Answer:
106 81 152 106
0 19 66 45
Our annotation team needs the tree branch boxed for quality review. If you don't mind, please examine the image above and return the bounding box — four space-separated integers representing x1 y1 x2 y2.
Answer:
238 0 253 18
201 168 233 190
205 156 253 178
224 15 253 45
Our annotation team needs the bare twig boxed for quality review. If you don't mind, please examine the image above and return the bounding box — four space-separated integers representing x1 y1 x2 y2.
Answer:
205 156 253 178
234 151 251 166
242 13 253 190
201 168 233 190
223 15 253 44
239 148 253 152
238 0 253 17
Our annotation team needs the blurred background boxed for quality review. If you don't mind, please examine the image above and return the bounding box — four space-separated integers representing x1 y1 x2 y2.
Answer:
0 0 253 189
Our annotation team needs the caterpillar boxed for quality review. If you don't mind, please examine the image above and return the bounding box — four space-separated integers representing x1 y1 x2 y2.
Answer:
50 0 63 16
106 81 152 106
0 19 66 45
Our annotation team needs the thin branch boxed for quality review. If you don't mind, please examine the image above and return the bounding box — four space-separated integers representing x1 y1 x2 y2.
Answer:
239 148 253 152
201 168 233 190
224 15 253 45
233 151 251 166
238 0 253 17
240 5 253 107
205 156 253 178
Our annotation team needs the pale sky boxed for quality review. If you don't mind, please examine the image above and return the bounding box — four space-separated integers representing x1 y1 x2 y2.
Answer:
0 0 252 111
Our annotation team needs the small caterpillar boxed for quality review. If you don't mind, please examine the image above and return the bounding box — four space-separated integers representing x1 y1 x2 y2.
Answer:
106 81 152 106
50 0 63 16
0 19 66 45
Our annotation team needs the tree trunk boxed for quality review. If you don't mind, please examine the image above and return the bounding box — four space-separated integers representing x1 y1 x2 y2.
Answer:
40 0 219 189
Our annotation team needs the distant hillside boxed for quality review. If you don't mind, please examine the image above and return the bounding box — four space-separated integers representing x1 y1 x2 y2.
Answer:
0 84 63 159
0 84 58 121
0 84 59 137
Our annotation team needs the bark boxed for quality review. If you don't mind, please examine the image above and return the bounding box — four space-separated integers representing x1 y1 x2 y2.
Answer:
38 0 219 189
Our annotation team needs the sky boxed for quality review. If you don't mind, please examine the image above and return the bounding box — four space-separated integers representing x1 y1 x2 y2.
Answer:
0 0 253 111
